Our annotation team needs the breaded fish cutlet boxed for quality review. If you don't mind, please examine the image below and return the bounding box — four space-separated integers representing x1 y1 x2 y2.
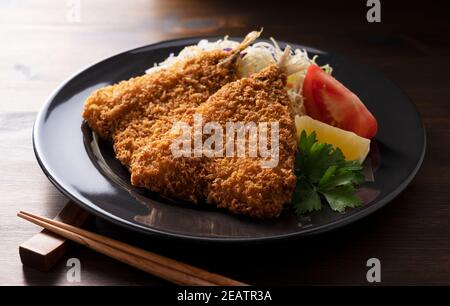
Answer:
83 31 298 218
131 65 297 218
83 49 238 167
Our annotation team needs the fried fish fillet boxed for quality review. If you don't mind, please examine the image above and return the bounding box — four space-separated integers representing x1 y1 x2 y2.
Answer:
83 50 238 167
131 65 297 218
83 31 297 218
83 31 261 169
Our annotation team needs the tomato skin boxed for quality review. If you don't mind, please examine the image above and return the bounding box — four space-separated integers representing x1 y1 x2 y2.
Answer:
302 65 378 139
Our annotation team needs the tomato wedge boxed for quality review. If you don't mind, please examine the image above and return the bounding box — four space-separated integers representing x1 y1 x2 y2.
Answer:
302 64 378 139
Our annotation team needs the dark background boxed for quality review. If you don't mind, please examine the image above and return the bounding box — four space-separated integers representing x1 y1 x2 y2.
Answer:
0 0 449 285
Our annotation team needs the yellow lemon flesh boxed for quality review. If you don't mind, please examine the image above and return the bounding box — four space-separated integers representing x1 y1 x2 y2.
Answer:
295 115 370 163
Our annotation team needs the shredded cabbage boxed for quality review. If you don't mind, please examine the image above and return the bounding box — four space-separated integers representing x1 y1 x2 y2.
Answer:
145 35 332 116
145 37 239 74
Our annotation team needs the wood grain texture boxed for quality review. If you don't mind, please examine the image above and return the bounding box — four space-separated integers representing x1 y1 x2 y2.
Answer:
1 0 449 285
19 211 248 286
19 201 92 271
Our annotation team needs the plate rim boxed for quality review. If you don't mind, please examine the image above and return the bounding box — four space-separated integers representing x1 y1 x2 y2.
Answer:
33 36 427 243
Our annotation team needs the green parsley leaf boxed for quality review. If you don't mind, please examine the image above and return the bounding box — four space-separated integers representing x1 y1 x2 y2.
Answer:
293 130 365 215
292 179 322 214
318 167 359 191
321 185 361 212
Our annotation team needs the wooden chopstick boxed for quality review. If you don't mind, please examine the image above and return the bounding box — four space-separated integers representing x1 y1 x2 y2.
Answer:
19 201 92 271
18 211 248 286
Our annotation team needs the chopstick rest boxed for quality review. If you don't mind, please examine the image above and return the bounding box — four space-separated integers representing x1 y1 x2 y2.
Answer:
19 201 92 271
18 210 247 286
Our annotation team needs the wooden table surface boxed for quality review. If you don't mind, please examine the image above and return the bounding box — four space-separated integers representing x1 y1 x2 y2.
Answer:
1 0 449 285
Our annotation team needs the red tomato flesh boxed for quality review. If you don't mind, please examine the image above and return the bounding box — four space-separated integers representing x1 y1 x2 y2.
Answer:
302 64 378 139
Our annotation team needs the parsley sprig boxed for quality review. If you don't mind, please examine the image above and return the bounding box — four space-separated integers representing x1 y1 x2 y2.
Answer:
293 131 365 215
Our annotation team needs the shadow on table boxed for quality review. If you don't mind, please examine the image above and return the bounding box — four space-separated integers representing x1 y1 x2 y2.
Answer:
91 206 393 285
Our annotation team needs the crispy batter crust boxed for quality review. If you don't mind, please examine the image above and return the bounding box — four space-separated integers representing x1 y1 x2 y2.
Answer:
83 50 296 218
82 50 237 166
131 65 297 218
202 65 297 218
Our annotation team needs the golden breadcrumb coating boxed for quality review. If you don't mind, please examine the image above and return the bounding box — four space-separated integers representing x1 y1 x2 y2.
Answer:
82 50 237 166
202 65 297 218
83 43 297 218
131 65 297 218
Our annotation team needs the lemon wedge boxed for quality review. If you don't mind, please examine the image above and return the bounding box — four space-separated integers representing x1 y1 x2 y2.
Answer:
295 115 370 163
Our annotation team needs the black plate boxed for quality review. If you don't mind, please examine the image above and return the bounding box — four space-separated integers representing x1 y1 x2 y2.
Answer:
33 37 426 242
